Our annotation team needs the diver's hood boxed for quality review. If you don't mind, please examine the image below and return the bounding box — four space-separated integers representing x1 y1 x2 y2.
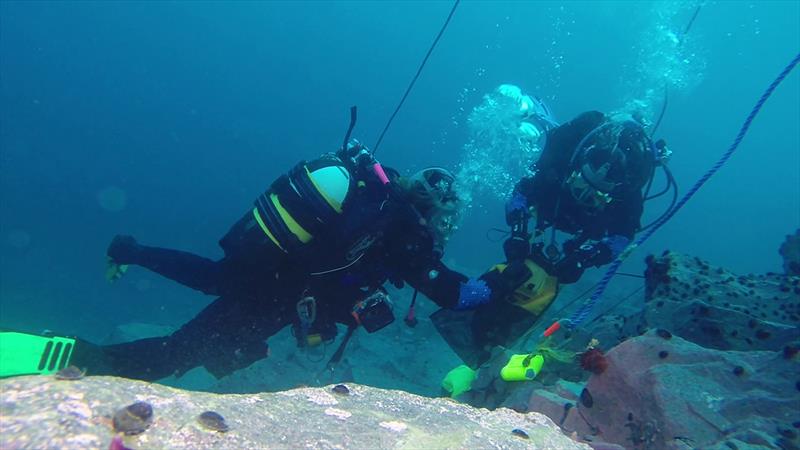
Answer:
573 117 656 197
409 167 458 205
407 167 462 247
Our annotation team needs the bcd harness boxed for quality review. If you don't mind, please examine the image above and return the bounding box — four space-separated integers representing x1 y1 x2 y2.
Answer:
251 141 405 349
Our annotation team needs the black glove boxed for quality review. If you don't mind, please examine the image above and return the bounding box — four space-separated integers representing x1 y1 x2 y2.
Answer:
480 260 532 302
107 235 140 263
553 242 611 283
562 238 581 255
576 242 612 267
503 237 530 263
529 242 555 273
553 256 584 284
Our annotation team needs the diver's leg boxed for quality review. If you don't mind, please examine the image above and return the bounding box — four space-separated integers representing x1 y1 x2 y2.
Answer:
181 293 293 378
107 235 224 295
71 336 177 381
73 294 292 381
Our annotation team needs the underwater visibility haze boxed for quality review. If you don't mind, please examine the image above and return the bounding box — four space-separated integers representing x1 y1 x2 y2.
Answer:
0 1 799 448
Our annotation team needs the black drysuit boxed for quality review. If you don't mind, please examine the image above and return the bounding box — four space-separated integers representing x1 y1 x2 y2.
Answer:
74 166 468 381
512 111 649 282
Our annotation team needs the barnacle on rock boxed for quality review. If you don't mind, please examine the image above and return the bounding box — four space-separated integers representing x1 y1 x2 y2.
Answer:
113 401 153 435
54 366 85 381
511 428 529 439
332 384 350 395
198 411 229 432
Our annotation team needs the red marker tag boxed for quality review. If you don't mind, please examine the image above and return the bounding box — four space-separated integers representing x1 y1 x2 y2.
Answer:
543 321 561 337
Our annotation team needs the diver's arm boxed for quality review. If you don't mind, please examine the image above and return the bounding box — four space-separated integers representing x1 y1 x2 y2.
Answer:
552 200 640 283
593 197 643 264
387 230 497 311
603 193 643 254
400 259 468 310
381 219 467 309
399 254 536 311
503 178 536 262
506 178 535 230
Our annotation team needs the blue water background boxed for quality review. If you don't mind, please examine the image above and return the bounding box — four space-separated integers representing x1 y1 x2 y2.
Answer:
1 1 798 348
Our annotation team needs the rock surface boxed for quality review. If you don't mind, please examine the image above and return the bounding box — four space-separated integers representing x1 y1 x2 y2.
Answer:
640 251 800 351
0 375 589 450
781 229 800 276
528 331 799 449
566 251 800 355
458 251 800 449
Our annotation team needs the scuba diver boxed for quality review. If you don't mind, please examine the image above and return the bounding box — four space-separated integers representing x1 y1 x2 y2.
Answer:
504 110 670 283
433 89 672 373
0 139 533 382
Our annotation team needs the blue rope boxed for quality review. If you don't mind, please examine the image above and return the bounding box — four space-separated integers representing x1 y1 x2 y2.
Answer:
565 51 800 328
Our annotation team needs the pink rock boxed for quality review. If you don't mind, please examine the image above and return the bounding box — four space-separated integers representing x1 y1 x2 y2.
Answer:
572 331 796 448
108 435 132 450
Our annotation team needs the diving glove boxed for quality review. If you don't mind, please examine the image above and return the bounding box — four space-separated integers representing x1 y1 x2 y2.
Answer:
553 242 610 284
454 278 492 311
105 235 138 282
105 257 129 282
503 236 530 263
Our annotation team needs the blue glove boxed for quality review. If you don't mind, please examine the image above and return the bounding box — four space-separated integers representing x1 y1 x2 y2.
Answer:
454 278 492 311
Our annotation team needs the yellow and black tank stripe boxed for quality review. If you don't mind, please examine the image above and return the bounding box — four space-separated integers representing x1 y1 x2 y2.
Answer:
252 157 352 253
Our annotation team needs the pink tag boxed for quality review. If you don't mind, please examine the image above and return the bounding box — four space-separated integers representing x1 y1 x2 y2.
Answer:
373 163 390 185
